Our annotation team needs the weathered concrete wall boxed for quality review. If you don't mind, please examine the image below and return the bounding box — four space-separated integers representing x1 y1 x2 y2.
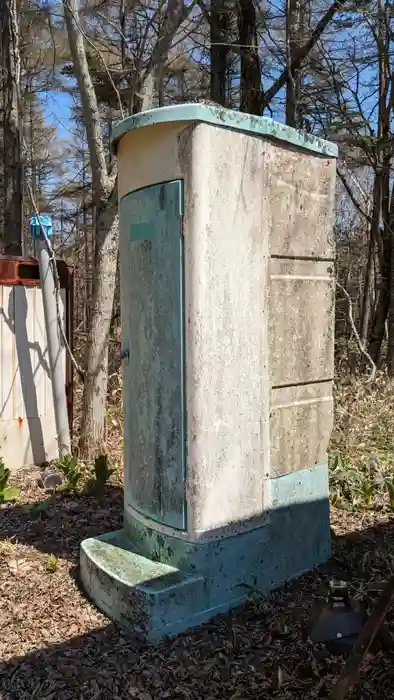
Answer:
265 143 336 259
118 117 335 540
268 259 335 477
265 144 336 476
182 123 271 536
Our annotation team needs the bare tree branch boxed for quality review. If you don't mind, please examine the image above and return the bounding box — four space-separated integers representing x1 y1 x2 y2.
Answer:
337 167 372 224
336 281 377 383
63 1 124 120
262 0 348 109
139 0 197 109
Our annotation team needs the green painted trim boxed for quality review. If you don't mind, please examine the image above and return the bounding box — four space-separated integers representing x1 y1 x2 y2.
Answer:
179 182 187 530
178 179 184 217
112 104 338 158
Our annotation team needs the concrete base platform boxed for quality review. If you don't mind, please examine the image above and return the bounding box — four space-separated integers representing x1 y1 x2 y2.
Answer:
80 530 208 641
80 465 331 642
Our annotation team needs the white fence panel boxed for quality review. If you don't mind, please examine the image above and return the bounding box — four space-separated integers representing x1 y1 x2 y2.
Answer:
0 284 66 471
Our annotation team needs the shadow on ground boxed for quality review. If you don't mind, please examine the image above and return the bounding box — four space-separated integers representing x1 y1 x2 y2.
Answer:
0 486 124 559
1 489 394 699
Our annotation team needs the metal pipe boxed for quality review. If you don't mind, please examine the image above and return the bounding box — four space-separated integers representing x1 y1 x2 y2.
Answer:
30 215 71 457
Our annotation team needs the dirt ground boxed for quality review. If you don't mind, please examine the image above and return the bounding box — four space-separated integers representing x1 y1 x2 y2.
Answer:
1 460 394 700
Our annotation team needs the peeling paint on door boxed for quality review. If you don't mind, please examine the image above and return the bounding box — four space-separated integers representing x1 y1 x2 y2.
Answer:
120 180 186 530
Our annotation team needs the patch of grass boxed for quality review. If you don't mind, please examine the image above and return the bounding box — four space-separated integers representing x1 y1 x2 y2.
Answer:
383 476 394 510
89 454 116 495
46 554 58 573
26 498 54 520
329 453 382 509
0 457 20 502
55 454 83 495
330 374 394 511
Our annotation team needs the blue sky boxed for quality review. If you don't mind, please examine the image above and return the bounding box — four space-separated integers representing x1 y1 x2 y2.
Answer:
42 90 74 141
39 88 80 236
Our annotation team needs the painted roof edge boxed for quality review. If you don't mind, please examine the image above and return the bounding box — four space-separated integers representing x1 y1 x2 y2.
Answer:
111 103 338 158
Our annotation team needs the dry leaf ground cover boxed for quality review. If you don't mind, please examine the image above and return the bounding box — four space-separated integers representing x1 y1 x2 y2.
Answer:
1 378 394 699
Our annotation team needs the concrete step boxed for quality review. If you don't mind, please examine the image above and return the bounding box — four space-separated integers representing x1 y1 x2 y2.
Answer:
80 530 207 642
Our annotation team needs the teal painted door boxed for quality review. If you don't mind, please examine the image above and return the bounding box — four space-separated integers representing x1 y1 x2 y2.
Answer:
120 180 186 530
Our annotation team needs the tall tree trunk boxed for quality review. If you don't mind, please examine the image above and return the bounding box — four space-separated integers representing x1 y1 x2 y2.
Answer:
210 0 237 105
27 83 37 256
210 0 228 104
387 243 394 371
63 0 189 456
238 0 261 114
386 176 394 370
381 8 394 372
369 224 390 365
359 210 377 348
79 187 119 455
63 0 118 457
375 0 394 373
0 0 22 255
363 0 389 362
285 0 303 127
136 0 190 112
